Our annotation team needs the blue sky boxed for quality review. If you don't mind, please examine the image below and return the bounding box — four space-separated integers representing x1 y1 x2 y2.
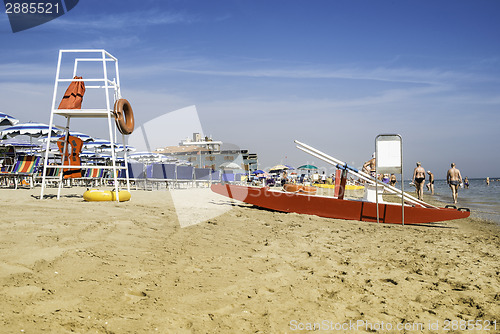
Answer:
1 0 499 178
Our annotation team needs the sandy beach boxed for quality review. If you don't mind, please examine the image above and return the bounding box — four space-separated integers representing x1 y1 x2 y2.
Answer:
0 186 499 333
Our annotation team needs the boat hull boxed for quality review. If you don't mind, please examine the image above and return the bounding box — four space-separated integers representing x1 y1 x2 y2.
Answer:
211 184 470 224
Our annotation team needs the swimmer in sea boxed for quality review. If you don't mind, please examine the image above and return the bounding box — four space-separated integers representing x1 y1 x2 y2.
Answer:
412 162 426 201
447 163 463 204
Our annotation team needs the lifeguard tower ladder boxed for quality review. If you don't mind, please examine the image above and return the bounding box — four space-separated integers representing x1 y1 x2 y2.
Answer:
40 50 130 200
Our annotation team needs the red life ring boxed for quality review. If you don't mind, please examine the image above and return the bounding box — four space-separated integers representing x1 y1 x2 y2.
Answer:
114 99 134 135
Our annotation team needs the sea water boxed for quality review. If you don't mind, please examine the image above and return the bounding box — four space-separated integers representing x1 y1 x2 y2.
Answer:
419 178 500 224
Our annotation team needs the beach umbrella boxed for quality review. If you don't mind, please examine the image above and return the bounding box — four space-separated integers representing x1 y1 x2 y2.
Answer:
129 152 170 163
269 164 289 172
0 112 19 126
115 144 136 152
68 131 94 142
84 139 112 148
83 139 116 150
220 162 241 169
0 137 39 148
80 150 98 157
0 122 62 139
0 122 62 153
0 138 40 154
251 169 265 175
97 153 112 159
256 171 269 178
297 164 318 170
176 159 193 166
284 164 295 170
39 131 95 144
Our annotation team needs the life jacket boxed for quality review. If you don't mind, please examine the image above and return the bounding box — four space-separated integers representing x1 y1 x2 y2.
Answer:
57 135 83 178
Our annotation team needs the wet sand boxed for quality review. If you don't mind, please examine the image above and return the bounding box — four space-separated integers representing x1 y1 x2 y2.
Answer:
0 186 498 333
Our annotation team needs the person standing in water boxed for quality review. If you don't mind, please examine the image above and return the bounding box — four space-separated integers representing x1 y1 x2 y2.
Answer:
412 162 426 200
447 163 463 204
426 170 435 195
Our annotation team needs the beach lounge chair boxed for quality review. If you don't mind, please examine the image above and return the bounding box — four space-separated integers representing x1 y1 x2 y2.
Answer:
0 146 16 173
36 166 61 187
81 168 105 187
194 167 211 187
176 165 194 188
210 170 220 183
149 163 175 190
2 155 41 189
116 162 147 190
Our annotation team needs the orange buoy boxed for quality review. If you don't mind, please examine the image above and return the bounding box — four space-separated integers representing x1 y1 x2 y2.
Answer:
300 186 317 195
284 184 301 192
283 184 317 195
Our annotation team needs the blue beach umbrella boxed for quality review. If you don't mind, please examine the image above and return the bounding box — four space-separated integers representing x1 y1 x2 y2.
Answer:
39 131 95 144
1 122 62 153
83 139 115 150
68 131 94 142
0 122 62 139
0 137 40 150
0 112 19 126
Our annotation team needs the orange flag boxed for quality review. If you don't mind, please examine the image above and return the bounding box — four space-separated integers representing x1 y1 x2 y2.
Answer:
58 76 85 109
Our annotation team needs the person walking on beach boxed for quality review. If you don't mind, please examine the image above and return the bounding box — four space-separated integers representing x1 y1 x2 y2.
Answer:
464 176 469 189
447 163 463 204
412 162 426 200
426 170 435 195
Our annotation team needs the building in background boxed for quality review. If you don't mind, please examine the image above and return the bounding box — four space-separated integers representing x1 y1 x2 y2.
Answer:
154 133 258 172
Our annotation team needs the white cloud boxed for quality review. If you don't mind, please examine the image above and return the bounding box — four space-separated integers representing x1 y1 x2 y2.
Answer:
51 9 194 30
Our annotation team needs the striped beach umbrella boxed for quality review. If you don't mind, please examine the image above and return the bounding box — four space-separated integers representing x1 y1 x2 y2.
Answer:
0 112 19 126
1 122 62 152
83 139 115 149
0 122 62 139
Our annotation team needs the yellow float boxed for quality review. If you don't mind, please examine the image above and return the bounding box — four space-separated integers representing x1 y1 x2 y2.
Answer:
83 189 131 202
313 183 365 190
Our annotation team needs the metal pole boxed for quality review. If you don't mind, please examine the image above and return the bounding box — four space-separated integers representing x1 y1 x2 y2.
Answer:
57 117 71 199
400 135 404 226
375 137 379 223
102 50 120 201
41 50 63 200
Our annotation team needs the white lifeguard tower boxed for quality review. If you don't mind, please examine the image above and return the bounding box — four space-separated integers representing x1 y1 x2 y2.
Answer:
40 50 131 200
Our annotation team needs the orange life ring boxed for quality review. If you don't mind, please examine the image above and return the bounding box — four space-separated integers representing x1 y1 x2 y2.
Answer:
114 99 134 135
57 135 83 178
284 184 301 192
300 186 317 194
283 184 317 195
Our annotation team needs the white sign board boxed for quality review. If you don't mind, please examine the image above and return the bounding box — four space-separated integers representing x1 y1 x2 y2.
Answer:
376 135 402 174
